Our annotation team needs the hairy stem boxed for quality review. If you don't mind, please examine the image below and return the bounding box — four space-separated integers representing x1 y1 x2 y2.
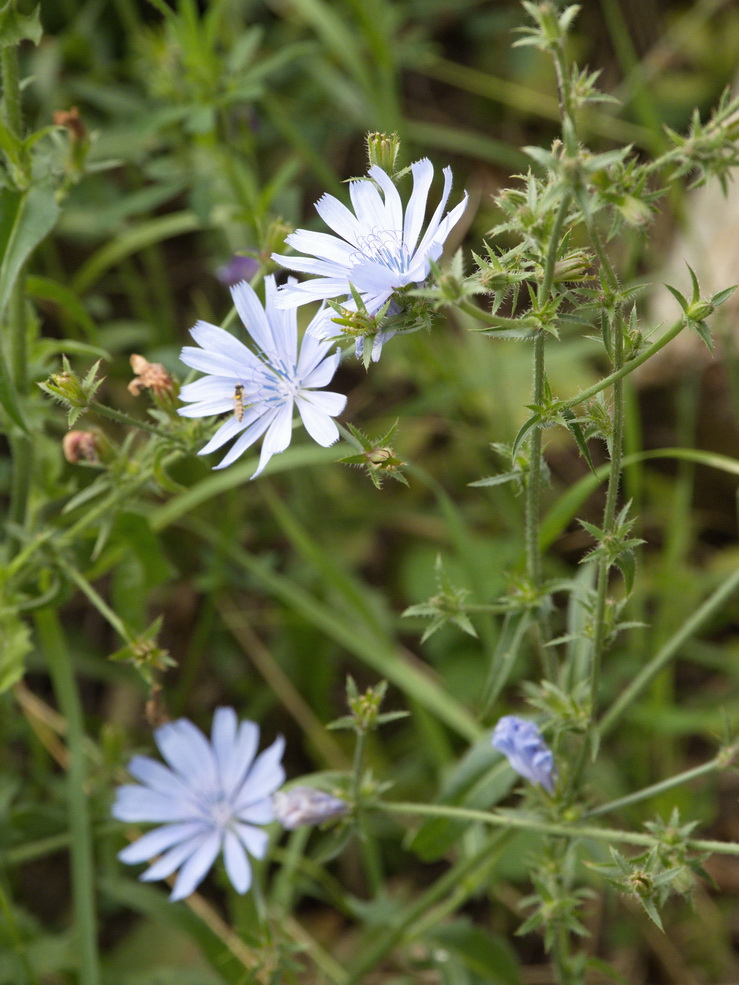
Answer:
589 307 625 718
379 801 739 855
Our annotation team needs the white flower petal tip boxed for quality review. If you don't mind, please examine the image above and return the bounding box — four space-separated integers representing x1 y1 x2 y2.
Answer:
177 275 345 474
271 158 467 360
112 709 285 899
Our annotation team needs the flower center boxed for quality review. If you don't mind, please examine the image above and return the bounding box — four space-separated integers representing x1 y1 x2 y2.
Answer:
209 797 236 831
353 228 410 275
248 354 300 407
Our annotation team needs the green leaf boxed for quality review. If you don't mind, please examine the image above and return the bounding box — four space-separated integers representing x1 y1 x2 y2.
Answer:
0 183 59 322
561 408 597 475
0 1 43 47
511 411 541 461
0 611 31 692
26 275 98 341
428 920 522 985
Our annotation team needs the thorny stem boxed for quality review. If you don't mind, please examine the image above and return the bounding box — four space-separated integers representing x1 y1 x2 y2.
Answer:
561 317 685 410
379 801 739 856
588 221 624 723
585 749 736 819
88 400 186 445
525 193 571 680
352 730 383 896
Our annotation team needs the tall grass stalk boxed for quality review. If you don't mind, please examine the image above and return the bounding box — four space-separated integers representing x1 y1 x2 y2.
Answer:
34 609 100 985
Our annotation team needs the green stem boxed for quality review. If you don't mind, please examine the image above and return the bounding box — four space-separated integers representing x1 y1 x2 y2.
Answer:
352 730 383 896
34 609 100 985
88 400 186 445
56 556 131 643
589 309 624 718
585 750 733 819
3 43 32 533
1 44 23 139
525 328 546 591
599 566 739 736
378 800 739 855
561 317 685 410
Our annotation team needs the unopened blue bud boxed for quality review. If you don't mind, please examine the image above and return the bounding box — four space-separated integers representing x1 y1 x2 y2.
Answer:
492 715 557 794
272 786 349 830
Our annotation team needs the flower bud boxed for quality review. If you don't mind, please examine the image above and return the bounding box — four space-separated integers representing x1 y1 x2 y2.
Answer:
128 355 179 413
272 786 349 830
216 254 260 286
492 715 557 794
366 131 401 174
62 430 102 464
53 106 88 142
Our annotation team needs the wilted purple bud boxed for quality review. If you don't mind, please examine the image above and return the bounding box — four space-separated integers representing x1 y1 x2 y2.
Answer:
216 254 260 286
272 786 349 830
492 715 557 795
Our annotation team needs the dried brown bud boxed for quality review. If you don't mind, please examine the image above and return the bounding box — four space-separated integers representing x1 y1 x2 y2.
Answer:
62 430 100 464
128 354 177 399
53 106 87 141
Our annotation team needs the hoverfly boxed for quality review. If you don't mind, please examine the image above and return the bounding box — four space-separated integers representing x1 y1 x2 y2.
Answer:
233 383 245 422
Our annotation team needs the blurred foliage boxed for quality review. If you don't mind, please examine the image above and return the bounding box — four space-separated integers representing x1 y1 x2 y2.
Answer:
2 0 739 983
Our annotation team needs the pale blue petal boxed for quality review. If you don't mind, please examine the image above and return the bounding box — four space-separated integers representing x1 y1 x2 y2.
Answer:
238 797 275 826
210 707 237 774
178 398 236 419
402 158 434 253
348 178 386 230
236 735 285 808
368 165 403 234
264 277 298 365
411 165 454 261
219 722 259 799
251 401 294 478
314 192 363 245
231 279 272 353
118 822 205 865
180 345 246 378
285 228 356 265
223 830 252 894
127 755 193 801
179 376 236 402
299 348 340 389
112 785 193 824
214 410 276 470
296 393 346 448
270 254 348 278
272 276 352 306
140 833 205 884
233 821 270 859
198 411 259 457
189 320 258 371
169 830 222 901
154 719 218 794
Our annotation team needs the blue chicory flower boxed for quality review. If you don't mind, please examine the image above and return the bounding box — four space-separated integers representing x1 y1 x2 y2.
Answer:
271 158 468 361
492 715 557 795
178 275 347 475
112 708 285 901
